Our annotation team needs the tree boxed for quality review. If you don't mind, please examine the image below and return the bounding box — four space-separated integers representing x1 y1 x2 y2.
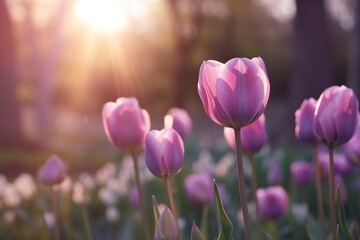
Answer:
0 0 24 146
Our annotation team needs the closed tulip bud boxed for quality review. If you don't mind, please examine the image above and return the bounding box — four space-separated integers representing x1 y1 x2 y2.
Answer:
145 128 184 179
257 186 289 220
342 125 360 165
38 155 66 186
184 172 213 205
156 207 178 240
198 57 270 129
164 107 192 139
295 98 319 144
290 160 314 186
102 97 151 153
223 114 267 154
129 186 140 206
314 85 359 147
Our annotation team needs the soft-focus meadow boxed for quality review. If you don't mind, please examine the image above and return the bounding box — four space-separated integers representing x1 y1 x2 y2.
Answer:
1 0 360 239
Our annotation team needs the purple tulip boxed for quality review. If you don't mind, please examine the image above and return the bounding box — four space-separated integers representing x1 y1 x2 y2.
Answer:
314 85 359 147
184 172 213 205
290 160 314 186
145 128 184 179
198 57 270 128
102 97 151 153
342 125 360 165
156 207 178 240
164 107 192 139
38 155 66 186
257 186 289 220
318 151 356 177
267 160 283 185
223 114 267 154
295 98 319 144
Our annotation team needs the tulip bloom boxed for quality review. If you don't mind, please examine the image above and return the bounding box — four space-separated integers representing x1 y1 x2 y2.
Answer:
290 160 314 186
145 128 184 179
314 85 359 147
342 126 360 165
184 173 213 205
295 98 319 144
198 57 270 128
38 155 66 186
164 107 192 139
224 114 267 154
257 186 289 220
102 97 151 153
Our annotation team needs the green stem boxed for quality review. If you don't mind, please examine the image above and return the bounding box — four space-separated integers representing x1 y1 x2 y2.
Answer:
165 178 182 240
131 152 151 240
200 204 209 240
271 220 279 240
314 144 326 240
250 154 262 240
81 204 93 240
50 186 60 240
234 128 252 240
328 146 337 240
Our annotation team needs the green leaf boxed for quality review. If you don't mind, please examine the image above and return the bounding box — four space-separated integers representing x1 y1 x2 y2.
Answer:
213 179 233 240
191 221 204 240
306 223 316 240
152 195 160 226
336 186 354 240
264 232 274 240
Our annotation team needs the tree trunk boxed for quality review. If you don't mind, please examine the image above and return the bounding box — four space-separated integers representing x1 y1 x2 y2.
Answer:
0 0 24 146
285 0 332 144
347 0 360 97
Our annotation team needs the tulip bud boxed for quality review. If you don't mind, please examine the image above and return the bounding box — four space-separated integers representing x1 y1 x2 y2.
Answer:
224 114 267 154
257 186 289 220
290 160 314 186
164 107 192 139
198 57 270 128
314 85 359 147
295 98 319 144
38 155 66 186
129 186 140 206
145 128 184 179
335 175 347 204
156 207 178 239
102 97 151 153
184 172 213 205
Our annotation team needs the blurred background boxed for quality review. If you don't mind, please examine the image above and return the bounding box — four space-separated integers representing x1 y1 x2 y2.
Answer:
0 0 359 175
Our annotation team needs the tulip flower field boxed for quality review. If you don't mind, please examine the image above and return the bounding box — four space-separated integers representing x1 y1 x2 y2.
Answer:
2 57 360 240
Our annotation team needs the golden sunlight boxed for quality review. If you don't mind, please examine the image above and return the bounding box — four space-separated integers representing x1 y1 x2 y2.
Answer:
74 0 128 33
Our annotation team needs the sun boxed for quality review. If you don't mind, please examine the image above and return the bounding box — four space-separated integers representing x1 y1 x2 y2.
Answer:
74 0 128 33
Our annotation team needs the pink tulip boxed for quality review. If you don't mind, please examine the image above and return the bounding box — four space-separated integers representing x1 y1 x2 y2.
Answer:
164 107 192 139
184 172 213 205
102 97 151 153
257 186 289 220
342 125 360 165
295 98 319 144
198 57 270 128
145 128 184 179
314 85 359 147
224 114 267 154
38 155 66 186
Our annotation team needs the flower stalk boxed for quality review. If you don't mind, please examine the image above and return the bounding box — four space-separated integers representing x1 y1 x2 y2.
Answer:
328 146 337 240
131 152 151 240
165 178 182 240
250 153 262 240
50 186 60 240
234 128 252 240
